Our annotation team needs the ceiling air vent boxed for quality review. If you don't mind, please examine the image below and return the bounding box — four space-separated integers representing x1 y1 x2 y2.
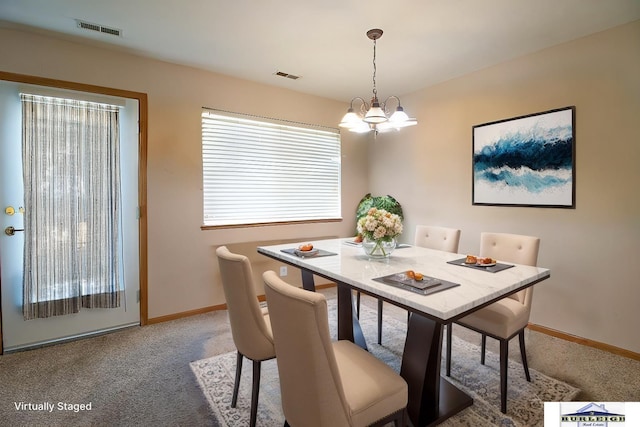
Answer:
274 71 301 80
76 19 122 37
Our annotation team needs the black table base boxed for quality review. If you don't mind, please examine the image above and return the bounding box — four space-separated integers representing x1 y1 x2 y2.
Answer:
401 313 473 426
302 270 472 426
336 283 472 426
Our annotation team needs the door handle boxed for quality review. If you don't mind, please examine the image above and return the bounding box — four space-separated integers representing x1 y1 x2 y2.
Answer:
4 226 24 236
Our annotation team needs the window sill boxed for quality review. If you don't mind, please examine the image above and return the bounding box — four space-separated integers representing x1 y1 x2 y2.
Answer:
201 217 342 230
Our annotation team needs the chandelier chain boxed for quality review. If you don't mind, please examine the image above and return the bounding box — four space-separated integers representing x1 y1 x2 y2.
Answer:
372 38 377 100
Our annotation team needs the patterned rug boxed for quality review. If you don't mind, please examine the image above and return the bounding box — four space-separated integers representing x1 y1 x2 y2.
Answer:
190 299 579 426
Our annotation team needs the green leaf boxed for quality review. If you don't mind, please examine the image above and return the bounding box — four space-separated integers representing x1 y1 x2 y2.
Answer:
355 193 404 234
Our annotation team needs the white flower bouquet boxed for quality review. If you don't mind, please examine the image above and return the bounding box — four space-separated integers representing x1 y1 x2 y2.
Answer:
357 207 403 257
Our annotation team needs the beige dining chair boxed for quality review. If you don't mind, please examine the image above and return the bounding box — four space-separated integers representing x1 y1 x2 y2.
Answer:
445 232 540 414
374 225 461 345
216 246 276 427
263 270 408 427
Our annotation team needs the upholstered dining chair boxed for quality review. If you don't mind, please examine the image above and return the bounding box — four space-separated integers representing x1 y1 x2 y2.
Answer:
445 232 540 414
374 225 461 345
216 246 276 427
263 270 408 427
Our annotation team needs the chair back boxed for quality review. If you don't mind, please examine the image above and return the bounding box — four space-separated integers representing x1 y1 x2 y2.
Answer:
414 225 461 253
263 270 350 426
216 246 274 360
479 232 540 307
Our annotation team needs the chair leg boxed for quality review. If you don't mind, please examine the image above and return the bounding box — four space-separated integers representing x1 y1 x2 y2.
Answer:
519 330 531 382
250 360 261 427
356 291 361 317
394 408 407 427
499 339 508 414
377 299 384 345
480 334 487 365
445 322 452 377
232 351 243 408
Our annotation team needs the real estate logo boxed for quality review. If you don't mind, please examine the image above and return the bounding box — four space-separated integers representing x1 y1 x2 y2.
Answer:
560 402 625 426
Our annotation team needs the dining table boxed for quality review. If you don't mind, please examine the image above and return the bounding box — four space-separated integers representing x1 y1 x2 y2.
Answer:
257 237 550 426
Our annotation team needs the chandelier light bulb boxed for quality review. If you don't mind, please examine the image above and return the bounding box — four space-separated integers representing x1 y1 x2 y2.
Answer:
389 107 409 123
339 108 362 128
349 122 373 133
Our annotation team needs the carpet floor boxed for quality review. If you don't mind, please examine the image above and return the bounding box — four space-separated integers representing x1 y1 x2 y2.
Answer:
190 297 579 426
0 287 638 426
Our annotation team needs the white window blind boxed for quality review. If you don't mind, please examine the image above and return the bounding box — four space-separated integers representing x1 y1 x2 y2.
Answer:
202 109 342 227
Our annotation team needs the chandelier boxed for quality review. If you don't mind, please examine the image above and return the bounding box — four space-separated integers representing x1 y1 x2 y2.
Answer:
339 29 417 135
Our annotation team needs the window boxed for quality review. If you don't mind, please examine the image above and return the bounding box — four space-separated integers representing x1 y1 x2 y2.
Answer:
201 109 341 227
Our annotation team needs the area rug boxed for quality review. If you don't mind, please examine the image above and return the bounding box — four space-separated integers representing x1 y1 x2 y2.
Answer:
190 300 579 426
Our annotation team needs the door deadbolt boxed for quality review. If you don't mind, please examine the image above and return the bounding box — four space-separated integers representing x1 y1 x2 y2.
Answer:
4 206 24 216
4 226 24 236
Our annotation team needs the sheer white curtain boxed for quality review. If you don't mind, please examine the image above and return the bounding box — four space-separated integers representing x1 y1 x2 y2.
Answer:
21 94 122 320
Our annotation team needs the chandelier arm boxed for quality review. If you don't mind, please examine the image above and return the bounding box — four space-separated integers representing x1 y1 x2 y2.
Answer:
349 96 368 108
384 95 401 107
381 95 401 115
349 97 369 116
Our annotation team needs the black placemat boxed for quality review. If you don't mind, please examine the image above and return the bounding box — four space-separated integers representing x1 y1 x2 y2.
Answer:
373 273 460 296
447 257 514 273
281 248 337 258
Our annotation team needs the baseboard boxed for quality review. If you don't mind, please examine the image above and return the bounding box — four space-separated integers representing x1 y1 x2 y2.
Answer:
147 282 337 324
528 323 640 361
147 304 226 324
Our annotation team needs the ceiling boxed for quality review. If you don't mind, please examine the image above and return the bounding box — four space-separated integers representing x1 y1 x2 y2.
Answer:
1 0 639 102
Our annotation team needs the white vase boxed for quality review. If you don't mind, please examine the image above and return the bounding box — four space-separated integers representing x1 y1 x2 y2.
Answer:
362 237 396 259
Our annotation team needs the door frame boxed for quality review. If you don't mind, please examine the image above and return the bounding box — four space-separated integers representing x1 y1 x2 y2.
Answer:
0 71 148 354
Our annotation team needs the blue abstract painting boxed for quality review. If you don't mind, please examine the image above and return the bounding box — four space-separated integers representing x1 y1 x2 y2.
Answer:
473 107 575 207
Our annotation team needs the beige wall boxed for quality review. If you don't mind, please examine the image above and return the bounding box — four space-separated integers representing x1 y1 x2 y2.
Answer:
369 20 640 353
0 27 368 320
1 20 639 353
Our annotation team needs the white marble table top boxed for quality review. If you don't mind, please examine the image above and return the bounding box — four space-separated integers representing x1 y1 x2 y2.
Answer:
258 237 550 322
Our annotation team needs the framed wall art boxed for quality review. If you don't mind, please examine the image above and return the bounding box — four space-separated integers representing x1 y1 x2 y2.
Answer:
472 106 575 208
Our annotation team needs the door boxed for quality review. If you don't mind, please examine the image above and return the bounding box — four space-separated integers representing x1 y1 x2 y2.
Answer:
0 81 140 352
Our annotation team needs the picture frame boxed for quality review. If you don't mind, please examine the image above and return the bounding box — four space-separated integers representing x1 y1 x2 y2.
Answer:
472 106 576 208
